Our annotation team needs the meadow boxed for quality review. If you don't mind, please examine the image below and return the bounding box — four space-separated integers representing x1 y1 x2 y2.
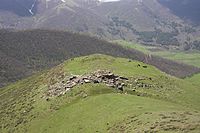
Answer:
114 40 200 68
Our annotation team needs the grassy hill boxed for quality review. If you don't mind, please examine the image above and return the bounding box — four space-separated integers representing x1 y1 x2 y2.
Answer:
1 54 200 133
185 73 200 87
1 29 199 87
115 40 200 88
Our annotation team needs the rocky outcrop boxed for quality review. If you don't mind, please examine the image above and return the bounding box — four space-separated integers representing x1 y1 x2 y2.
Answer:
45 70 156 99
46 70 129 97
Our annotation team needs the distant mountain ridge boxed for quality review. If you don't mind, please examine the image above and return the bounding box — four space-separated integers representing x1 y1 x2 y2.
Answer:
158 0 200 24
0 0 200 50
0 0 37 16
2 0 200 22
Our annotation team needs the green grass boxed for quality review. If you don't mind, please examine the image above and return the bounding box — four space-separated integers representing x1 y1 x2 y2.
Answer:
28 94 189 133
63 54 161 77
185 73 200 87
153 51 200 68
114 40 200 68
114 40 200 87
113 40 151 53
1 54 200 133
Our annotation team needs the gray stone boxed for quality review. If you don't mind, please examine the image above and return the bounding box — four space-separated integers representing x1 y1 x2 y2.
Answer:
117 85 123 91
46 70 129 97
69 76 77 80
84 79 91 83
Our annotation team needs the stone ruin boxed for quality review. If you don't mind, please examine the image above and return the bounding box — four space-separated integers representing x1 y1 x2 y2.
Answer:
46 70 129 97
45 70 155 99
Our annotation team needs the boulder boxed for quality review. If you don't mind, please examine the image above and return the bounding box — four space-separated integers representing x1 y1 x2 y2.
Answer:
69 75 77 80
117 85 123 91
84 79 91 83
93 79 99 83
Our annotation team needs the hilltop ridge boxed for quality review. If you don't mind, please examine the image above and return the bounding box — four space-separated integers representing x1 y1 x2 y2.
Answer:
0 29 199 87
1 54 200 132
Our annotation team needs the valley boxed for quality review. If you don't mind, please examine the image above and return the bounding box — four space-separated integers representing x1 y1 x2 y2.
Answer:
0 0 200 133
115 40 200 68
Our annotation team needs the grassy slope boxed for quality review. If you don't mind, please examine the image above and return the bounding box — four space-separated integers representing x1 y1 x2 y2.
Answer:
114 40 200 87
114 40 200 68
152 51 200 68
30 94 187 133
185 73 200 87
1 54 200 133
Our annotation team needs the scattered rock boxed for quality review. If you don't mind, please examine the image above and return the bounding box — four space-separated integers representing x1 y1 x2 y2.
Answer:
84 79 90 83
117 85 123 91
46 70 130 97
69 76 77 80
93 79 99 83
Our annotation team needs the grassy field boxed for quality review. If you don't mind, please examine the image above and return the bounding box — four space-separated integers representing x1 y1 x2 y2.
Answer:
114 40 200 68
1 54 200 133
114 40 200 87
153 51 200 68
185 73 200 87
29 94 194 133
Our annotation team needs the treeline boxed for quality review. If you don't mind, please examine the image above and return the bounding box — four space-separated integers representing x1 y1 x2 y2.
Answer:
0 29 199 87
107 17 180 46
